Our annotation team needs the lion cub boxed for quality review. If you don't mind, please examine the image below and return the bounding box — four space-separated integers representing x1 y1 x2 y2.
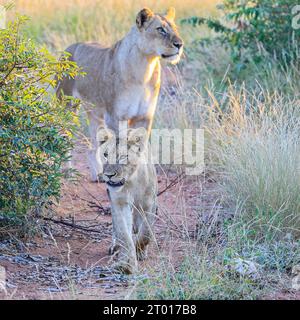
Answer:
97 127 157 274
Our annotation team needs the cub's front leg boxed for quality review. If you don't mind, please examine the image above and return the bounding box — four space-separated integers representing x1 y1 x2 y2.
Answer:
134 199 157 261
110 193 138 274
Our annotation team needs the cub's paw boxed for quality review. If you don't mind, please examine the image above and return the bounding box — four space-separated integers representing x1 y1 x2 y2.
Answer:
111 260 138 275
136 248 148 261
108 243 119 256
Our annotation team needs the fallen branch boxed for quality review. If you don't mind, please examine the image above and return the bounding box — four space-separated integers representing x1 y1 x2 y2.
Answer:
42 216 105 234
43 172 184 234
79 182 111 215
157 172 185 197
75 194 111 215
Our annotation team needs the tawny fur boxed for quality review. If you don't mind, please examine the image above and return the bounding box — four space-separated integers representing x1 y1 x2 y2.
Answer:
56 7 183 181
97 127 158 274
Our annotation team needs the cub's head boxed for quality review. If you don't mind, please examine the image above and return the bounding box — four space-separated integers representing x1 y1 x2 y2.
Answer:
97 128 148 189
135 7 183 65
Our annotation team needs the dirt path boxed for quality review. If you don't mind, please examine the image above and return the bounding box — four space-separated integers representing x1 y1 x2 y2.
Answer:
0 141 202 300
1 141 299 300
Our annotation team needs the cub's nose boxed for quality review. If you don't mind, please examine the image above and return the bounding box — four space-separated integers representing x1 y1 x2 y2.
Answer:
173 41 183 50
106 173 116 179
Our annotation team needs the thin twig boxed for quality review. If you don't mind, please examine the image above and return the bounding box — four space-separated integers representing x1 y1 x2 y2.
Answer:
42 216 104 234
75 187 110 215
157 172 185 197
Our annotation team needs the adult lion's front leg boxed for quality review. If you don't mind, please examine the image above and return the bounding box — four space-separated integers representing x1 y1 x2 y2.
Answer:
86 109 106 182
128 115 154 135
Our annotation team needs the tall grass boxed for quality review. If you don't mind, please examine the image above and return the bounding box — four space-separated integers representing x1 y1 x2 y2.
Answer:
140 84 300 299
204 87 300 238
219 117 300 238
5 0 220 51
158 80 300 238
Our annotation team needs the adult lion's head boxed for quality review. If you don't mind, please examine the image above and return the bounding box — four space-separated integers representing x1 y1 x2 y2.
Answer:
135 7 184 65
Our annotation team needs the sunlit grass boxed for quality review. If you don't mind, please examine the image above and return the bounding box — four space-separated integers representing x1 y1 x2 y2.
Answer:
206 89 300 238
3 0 221 50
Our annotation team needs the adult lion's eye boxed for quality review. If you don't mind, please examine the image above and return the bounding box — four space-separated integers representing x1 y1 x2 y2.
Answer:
157 27 167 36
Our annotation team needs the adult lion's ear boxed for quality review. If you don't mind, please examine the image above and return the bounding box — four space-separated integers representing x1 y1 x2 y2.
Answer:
166 7 176 21
136 7 154 30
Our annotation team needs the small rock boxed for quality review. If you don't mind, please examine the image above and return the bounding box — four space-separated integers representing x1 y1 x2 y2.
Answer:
291 265 300 291
46 287 62 293
228 257 260 279
104 289 117 294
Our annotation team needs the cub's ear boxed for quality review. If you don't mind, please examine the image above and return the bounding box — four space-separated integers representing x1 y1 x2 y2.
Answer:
166 7 176 21
96 127 114 145
127 127 148 152
136 7 154 30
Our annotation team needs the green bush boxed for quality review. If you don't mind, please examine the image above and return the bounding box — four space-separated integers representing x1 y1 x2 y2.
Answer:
182 0 300 72
0 16 80 236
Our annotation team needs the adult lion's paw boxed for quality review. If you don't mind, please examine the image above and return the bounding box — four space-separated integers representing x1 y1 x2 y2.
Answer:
136 247 148 261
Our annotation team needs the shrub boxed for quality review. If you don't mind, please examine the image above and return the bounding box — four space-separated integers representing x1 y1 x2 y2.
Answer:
181 0 300 73
0 16 80 236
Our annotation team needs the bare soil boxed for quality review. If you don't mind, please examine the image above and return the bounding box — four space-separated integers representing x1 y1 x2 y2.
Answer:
0 141 299 300
0 141 202 300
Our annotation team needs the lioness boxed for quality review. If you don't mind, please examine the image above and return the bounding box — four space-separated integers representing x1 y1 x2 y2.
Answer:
56 7 183 181
97 127 157 274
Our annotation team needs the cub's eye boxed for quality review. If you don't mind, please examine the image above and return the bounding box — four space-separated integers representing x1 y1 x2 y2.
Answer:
120 155 128 161
157 27 167 35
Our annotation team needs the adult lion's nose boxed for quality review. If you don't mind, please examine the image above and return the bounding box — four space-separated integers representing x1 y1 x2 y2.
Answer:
173 41 183 50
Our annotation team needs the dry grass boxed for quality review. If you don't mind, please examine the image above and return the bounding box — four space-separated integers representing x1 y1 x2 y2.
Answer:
14 0 219 16
206 89 300 238
4 0 220 50
158 78 300 239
